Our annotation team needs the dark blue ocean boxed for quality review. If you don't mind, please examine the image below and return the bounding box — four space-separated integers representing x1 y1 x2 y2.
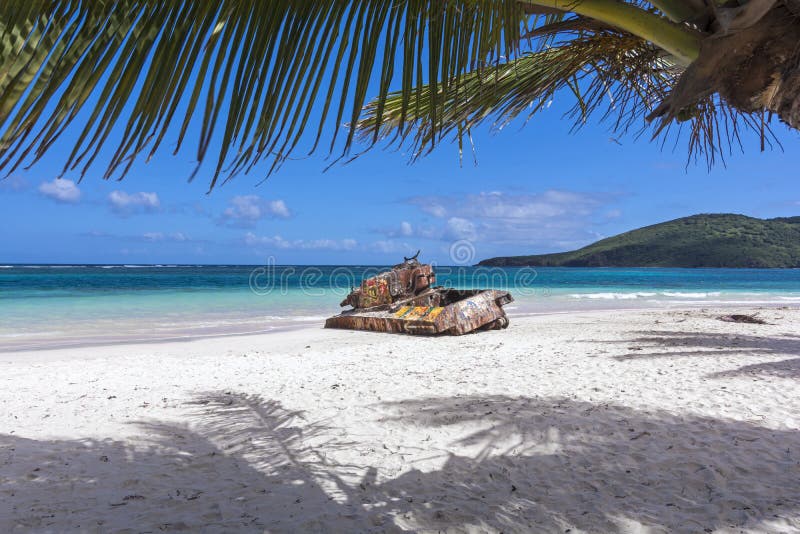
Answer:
2 264 799 350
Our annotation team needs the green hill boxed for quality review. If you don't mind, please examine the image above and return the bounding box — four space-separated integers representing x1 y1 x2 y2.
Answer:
478 214 800 268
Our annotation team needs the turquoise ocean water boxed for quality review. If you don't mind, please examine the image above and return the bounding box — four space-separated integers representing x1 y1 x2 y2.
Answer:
2 264 800 350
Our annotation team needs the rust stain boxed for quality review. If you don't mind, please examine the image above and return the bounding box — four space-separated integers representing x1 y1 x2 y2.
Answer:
325 252 512 336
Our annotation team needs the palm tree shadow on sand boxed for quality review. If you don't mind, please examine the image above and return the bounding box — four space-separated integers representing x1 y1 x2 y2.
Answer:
608 330 800 380
374 395 800 533
1 392 798 532
0 393 372 532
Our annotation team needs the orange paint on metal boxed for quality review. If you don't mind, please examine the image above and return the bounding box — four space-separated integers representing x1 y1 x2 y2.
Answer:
326 255 512 335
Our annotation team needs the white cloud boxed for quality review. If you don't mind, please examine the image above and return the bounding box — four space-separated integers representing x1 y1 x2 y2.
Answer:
382 220 439 240
1 176 29 192
444 217 478 241
220 195 291 227
401 189 620 252
418 202 447 218
245 232 356 251
143 232 163 242
371 240 415 254
267 199 290 218
109 190 160 215
142 232 189 242
226 196 261 220
465 190 599 219
38 179 81 203
410 190 606 222
85 230 195 244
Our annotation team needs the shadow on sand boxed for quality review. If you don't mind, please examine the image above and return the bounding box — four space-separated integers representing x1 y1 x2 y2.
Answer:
2 392 798 532
609 330 800 380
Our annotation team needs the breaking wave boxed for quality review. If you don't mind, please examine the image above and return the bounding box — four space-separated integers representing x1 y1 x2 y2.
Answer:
569 291 724 300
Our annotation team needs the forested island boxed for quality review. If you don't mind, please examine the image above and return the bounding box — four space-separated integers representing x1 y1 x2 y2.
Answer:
478 214 800 268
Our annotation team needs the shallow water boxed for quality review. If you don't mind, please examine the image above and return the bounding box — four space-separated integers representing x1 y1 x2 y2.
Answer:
2 264 799 350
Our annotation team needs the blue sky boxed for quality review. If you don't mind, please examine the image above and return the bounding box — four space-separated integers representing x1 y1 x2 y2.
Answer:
1 75 798 265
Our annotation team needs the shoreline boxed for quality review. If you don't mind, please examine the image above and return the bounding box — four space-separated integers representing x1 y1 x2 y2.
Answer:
2 301 797 356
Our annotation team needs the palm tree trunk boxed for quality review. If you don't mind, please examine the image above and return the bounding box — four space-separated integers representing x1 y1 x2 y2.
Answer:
767 71 800 130
648 0 704 23
521 0 702 65
649 6 800 130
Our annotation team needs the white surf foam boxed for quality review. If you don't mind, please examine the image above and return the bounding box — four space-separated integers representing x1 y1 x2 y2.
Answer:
568 291 729 300
568 292 658 300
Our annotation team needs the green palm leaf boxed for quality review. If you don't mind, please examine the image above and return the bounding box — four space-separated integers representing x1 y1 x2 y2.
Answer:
358 30 676 157
356 22 774 167
1 1 784 185
0 0 526 189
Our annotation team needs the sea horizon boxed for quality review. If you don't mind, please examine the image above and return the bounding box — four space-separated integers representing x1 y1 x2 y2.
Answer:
4 262 800 268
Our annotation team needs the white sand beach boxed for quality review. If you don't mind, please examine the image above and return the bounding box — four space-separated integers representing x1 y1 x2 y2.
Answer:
1 307 799 533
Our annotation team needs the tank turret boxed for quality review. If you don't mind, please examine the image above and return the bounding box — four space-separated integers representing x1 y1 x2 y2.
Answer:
340 251 435 309
327 252 512 335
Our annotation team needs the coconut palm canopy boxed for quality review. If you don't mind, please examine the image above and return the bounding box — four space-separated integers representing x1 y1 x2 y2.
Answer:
1 1 797 190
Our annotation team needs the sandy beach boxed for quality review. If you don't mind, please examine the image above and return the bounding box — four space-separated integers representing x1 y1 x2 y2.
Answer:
1 307 799 533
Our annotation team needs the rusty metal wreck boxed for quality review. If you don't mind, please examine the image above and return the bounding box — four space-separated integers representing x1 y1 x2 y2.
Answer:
324 252 513 335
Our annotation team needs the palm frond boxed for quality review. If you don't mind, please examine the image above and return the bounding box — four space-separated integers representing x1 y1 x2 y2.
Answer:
0 0 526 189
356 23 771 168
357 30 676 159
655 96 781 169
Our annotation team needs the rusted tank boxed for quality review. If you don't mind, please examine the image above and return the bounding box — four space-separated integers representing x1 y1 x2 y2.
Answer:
325 252 513 335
